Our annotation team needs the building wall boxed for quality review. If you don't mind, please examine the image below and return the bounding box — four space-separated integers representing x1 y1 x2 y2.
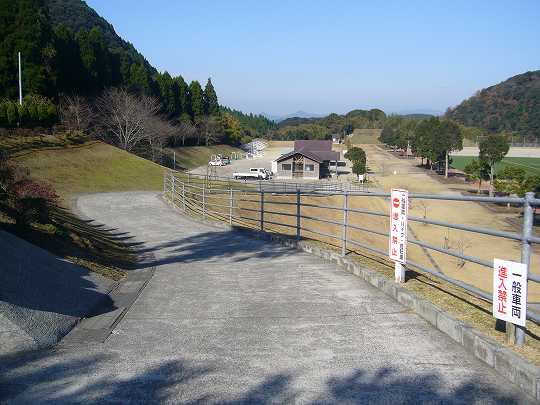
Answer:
276 154 320 179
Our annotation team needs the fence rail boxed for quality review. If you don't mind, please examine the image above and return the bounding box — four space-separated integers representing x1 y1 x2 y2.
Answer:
182 171 370 193
164 170 540 344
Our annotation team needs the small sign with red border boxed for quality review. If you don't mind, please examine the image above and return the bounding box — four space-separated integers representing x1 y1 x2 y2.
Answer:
389 189 408 264
493 258 527 327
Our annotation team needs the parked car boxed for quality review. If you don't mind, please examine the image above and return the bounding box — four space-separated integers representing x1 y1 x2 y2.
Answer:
209 158 224 166
233 168 270 180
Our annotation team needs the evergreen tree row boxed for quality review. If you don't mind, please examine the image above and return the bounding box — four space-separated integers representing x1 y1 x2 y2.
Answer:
0 0 220 123
219 106 276 138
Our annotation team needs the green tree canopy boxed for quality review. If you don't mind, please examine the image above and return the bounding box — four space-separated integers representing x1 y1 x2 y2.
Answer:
479 133 510 196
344 147 366 163
188 80 204 119
203 78 219 115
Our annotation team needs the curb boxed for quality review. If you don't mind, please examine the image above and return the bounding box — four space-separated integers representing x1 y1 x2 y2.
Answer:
164 199 540 401
59 266 155 346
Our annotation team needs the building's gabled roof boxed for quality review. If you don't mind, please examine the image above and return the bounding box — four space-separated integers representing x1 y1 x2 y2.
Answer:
309 150 340 161
294 140 332 152
275 150 323 163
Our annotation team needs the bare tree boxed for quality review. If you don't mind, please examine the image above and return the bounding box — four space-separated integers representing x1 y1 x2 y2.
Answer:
454 236 472 268
196 116 221 146
144 115 176 162
95 88 161 151
59 94 94 133
170 121 196 146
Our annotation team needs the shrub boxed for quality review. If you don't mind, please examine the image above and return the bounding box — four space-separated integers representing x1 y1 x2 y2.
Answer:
10 179 58 227
0 154 58 227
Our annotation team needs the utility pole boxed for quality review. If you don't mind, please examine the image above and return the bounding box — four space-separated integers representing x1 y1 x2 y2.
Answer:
18 52 22 105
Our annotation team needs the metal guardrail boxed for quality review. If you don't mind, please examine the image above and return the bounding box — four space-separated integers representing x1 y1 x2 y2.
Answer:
163 170 540 344
182 171 369 193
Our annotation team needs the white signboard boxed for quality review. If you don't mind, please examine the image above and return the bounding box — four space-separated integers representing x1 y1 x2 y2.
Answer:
493 258 528 327
389 189 408 264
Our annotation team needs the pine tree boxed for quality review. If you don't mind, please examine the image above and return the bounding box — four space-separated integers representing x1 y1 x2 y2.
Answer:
129 63 151 94
203 78 219 115
174 75 188 117
0 0 55 98
188 80 204 119
53 24 85 94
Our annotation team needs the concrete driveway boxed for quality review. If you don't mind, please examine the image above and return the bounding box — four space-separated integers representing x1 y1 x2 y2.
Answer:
0 192 535 403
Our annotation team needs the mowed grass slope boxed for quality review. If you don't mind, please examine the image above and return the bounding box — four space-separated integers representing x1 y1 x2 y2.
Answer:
168 145 244 170
348 128 382 144
14 141 166 201
451 156 540 176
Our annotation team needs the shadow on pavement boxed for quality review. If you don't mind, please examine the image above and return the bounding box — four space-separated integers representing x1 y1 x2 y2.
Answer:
0 349 525 404
135 228 297 267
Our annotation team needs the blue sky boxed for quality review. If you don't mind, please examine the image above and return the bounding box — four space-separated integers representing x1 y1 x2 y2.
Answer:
87 0 540 116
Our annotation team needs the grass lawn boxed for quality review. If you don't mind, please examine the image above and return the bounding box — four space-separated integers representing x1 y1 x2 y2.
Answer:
168 144 244 170
1 134 246 279
1 133 168 279
348 128 382 145
14 140 166 201
451 155 540 176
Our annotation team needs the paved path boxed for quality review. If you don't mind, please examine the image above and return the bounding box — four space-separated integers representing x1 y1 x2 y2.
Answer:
0 192 536 404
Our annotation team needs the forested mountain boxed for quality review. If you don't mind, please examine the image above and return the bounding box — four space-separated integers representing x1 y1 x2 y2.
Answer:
0 0 218 124
220 106 276 138
446 70 540 136
271 108 386 140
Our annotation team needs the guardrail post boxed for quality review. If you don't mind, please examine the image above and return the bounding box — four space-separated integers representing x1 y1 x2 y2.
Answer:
260 191 265 231
341 191 349 256
514 191 534 345
171 174 176 207
163 171 167 196
182 182 186 212
202 183 206 219
296 189 301 240
229 187 233 225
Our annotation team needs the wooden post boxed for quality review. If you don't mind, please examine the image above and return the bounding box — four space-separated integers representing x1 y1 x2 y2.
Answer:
341 191 349 256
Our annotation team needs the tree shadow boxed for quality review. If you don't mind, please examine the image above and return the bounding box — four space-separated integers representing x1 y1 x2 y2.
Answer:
0 350 214 404
311 367 521 404
0 349 529 404
136 228 298 267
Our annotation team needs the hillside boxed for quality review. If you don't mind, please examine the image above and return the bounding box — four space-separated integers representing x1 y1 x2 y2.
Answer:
446 70 540 136
0 0 219 128
45 0 155 74
13 139 166 201
271 108 386 141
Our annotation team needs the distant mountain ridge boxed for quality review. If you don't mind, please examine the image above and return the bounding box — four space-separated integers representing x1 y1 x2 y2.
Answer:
446 70 540 136
262 111 327 122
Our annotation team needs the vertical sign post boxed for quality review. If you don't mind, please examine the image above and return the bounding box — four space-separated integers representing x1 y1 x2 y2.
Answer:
18 52 22 106
389 189 408 283
493 259 528 339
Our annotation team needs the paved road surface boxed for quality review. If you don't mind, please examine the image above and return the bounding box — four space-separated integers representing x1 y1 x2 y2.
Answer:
0 192 535 403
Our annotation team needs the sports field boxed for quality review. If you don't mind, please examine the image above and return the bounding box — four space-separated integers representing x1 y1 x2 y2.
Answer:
451 156 540 176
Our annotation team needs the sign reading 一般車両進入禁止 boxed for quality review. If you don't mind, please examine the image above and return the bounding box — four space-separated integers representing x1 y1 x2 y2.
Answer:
389 189 408 265
493 258 528 327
